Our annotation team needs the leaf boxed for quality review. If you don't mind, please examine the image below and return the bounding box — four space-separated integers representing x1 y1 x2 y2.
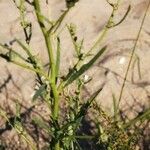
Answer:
16 39 33 59
32 117 54 136
112 93 118 122
76 85 104 119
64 46 107 87
15 102 21 118
75 135 94 140
55 37 60 81
16 39 42 69
48 10 69 34
32 84 46 101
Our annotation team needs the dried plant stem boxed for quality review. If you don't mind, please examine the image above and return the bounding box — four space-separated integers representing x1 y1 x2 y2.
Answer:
117 0 150 108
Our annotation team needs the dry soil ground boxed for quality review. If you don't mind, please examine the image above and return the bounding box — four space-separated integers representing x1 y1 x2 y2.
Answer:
0 0 150 149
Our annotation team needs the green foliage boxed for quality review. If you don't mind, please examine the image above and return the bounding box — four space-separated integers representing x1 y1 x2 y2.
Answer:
32 84 47 101
64 46 107 87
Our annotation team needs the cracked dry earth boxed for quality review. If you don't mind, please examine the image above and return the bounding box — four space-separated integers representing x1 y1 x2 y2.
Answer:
0 0 150 149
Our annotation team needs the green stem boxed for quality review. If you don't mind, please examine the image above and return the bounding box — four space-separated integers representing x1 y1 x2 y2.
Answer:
33 0 59 118
11 60 50 81
85 0 121 56
33 0 53 72
33 1 60 149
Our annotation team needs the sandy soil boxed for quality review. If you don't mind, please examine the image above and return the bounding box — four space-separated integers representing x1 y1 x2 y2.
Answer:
0 0 150 148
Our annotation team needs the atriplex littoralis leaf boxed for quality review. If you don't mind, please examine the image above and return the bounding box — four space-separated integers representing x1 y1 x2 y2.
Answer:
64 46 107 87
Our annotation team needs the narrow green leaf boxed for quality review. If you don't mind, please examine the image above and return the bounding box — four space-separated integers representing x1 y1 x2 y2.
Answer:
32 84 46 101
64 46 107 87
48 10 69 34
55 37 60 80
32 117 47 129
16 39 33 59
75 135 94 139
76 86 103 119
112 93 118 122
15 102 21 118
16 39 42 69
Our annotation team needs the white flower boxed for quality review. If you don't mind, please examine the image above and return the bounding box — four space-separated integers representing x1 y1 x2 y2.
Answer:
83 74 89 82
119 57 126 65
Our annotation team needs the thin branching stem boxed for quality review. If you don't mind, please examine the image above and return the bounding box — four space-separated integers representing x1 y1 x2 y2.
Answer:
33 1 60 149
85 0 122 56
33 0 55 77
33 0 59 118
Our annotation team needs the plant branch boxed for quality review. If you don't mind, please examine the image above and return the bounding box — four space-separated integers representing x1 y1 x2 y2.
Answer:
117 0 150 108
